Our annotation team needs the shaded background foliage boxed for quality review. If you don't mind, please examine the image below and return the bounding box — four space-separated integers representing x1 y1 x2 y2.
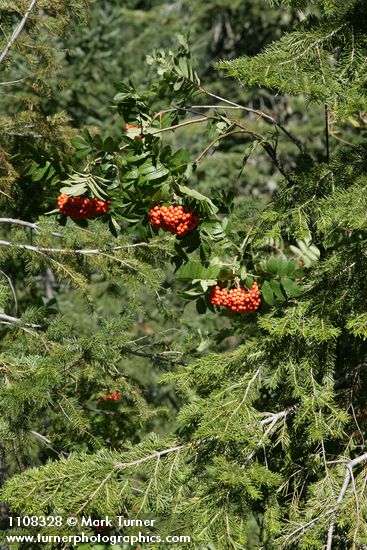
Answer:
48 0 295 131
1 0 312 200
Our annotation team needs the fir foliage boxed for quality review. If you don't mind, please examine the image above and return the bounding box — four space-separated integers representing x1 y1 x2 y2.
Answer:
0 0 90 195
218 0 367 122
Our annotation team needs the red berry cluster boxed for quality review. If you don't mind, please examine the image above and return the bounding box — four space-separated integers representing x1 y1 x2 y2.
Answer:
148 205 200 236
57 194 110 219
98 391 122 402
210 282 261 313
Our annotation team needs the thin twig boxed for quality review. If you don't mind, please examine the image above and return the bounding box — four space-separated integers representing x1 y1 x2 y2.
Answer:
148 116 212 135
0 75 32 86
243 405 299 464
0 0 37 65
192 86 304 153
330 130 358 148
260 404 299 426
350 467 360 550
76 470 115 515
335 362 367 388
0 270 17 314
120 347 186 366
195 129 248 163
172 103 291 180
224 368 261 433
30 431 69 457
283 508 337 544
145 108 178 130
115 444 185 470
150 100 292 181
0 218 38 230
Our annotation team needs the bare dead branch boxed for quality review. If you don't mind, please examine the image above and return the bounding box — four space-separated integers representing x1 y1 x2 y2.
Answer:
0 0 37 65
326 453 367 550
0 312 40 328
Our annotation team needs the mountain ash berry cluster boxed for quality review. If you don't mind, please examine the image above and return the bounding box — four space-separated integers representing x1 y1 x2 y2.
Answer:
57 194 110 219
210 282 261 313
98 391 122 402
148 205 200 236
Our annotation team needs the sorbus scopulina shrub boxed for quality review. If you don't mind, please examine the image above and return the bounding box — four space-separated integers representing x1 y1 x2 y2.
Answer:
57 194 110 219
210 282 261 313
97 391 122 402
148 205 200 236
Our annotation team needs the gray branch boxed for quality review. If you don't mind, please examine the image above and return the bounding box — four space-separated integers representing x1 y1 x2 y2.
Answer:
326 452 367 550
120 347 186 366
0 312 40 328
0 238 153 255
0 218 62 237
0 0 37 65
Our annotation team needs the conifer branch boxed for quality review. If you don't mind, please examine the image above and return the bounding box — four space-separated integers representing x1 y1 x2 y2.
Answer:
224 368 261 433
0 218 38 230
0 239 164 256
281 452 367 546
283 508 337 544
0 0 37 65
278 24 347 67
114 444 185 470
76 470 115 514
260 404 299 426
326 453 367 550
0 218 62 237
0 313 40 329
242 405 299 463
